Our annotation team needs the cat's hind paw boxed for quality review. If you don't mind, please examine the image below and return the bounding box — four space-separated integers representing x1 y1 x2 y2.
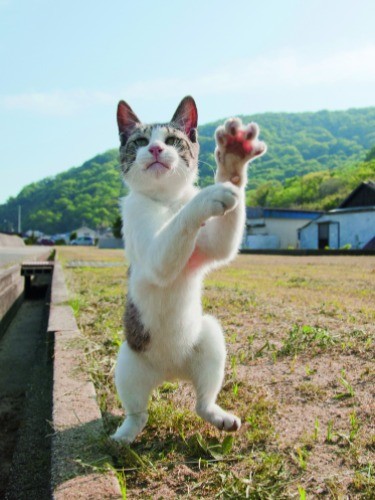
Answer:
197 403 241 432
110 412 148 444
214 412 241 432
110 430 134 445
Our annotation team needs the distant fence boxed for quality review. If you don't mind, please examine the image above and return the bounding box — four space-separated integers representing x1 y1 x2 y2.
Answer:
240 249 375 256
97 237 124 249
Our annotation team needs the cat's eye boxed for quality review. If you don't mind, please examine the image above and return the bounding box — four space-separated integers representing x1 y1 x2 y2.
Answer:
134 137 149 147
165 136 176 146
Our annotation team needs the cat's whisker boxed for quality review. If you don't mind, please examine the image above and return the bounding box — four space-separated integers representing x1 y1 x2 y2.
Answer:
175 167 188 184
198 159 216 180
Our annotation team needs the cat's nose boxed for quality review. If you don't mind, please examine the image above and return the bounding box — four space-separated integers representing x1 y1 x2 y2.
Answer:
148 144 164 159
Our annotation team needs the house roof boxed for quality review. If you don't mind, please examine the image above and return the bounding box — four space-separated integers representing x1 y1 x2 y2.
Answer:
339 181 375 208
363 236 375 250
246 207 323 220
329 206 375 214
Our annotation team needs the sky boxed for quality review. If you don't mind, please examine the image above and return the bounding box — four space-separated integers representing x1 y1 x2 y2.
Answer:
1 0 375 204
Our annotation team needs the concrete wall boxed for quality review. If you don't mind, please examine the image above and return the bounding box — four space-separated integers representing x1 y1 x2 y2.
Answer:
245 234 280 249
98 237 124 249
266 218 313 248
245 218 313 249
0 233 25 247
300 210 375 249
0 248 52 334
0 265 24 334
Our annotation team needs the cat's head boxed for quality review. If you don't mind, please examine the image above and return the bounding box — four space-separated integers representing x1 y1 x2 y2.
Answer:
117 96 199 197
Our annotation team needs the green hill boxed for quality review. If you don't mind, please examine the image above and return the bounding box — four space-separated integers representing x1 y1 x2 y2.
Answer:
246 159 375 210
1 149 124 234
1 107 375 234
198 107 375 188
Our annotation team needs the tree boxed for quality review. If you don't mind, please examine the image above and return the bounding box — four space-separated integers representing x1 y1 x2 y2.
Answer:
112 215 122 238
365 145 375 162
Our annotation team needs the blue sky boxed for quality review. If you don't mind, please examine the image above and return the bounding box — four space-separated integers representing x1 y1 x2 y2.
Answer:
1 0 375 203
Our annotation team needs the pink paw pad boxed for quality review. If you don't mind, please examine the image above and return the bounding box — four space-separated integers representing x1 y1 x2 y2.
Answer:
217 119 265 159
226 130 253 157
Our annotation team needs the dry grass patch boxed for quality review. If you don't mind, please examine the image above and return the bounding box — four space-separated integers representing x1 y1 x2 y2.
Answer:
58 248 375 498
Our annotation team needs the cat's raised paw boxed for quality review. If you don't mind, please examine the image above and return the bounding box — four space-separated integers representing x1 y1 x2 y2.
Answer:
215 118 266 184
215 118 266 159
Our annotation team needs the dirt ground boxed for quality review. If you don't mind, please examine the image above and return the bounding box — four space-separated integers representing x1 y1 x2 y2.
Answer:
60 248 375 498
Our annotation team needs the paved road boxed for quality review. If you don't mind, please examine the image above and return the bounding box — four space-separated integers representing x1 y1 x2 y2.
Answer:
0 247 52 268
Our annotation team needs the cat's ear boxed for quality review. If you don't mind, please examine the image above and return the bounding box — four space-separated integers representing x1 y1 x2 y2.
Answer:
171 96 198 142
117 100 141 143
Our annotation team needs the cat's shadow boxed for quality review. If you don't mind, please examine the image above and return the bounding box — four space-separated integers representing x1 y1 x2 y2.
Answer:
103 411 205 467
52 411 216 491
52 417 115 489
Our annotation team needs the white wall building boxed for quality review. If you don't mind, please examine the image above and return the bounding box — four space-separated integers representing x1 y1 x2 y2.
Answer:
299 207 375 249
73 226 98 239
299 181 375 250
244 208 323 249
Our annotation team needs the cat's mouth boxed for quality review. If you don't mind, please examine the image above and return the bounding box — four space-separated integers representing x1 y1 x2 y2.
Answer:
146 161 171 174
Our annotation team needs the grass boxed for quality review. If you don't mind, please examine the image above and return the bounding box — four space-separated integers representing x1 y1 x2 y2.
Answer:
58 247 375 498
278 324 338 356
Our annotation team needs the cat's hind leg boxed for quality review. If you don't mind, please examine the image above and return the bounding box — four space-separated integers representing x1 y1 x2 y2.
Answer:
188 315 241 432
111 342 161 444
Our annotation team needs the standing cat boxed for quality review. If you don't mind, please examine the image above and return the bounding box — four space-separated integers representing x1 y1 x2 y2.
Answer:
112 96 266 443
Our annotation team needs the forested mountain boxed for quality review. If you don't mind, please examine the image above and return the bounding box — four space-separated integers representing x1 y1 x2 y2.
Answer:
1 150 123 234
246 159 375 210
1 107 375 234
198 107 375 188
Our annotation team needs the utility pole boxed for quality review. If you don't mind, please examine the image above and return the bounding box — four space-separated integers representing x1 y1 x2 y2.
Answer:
18 205 22 234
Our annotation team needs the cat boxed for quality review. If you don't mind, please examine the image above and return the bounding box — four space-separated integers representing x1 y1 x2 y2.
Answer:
112 96 266 443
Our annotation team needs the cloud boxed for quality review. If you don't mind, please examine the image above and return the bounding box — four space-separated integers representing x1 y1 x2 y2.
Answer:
1 89 113 116
125 44 375 99
2 44 375 115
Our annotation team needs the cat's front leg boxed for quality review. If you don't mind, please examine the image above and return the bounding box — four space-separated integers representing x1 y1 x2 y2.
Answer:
191 182 240 220
215 118 267 188
195 118 266 263
137 183 240 285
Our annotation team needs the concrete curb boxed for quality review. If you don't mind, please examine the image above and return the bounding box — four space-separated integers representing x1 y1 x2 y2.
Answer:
49 260 122 499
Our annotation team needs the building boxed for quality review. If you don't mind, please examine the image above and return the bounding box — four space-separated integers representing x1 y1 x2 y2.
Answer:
243 207 323 249
72 226 98 239
299 181 375 249
339 180 375 209
98 237 124 249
